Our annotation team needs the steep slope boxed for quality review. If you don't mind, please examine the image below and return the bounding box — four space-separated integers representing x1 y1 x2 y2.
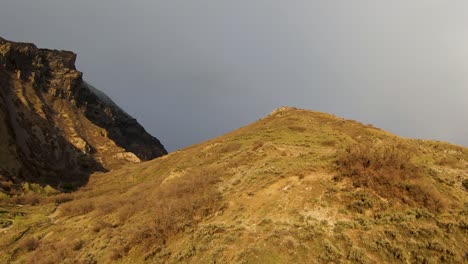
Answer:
1 107 467 263
0 37 167 191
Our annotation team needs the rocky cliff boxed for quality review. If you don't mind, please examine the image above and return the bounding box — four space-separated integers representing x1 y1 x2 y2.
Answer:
0 37 167 191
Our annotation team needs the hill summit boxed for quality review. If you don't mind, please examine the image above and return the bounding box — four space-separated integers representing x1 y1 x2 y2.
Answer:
1 106 466 263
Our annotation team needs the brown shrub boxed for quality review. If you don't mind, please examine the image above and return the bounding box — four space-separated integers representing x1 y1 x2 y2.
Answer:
321 139 337 147
20 237 39 252
50 193 74 204
435 157 464 169
403 183 447 211
218 142 242 153
59 199 95 217
13 193 44 206
463 179 468 191
0 180 13 192
336 140 445 212
71 239 83 251
336 141 417 184
91 220 112 233
26 239 77 264
96 199 120 215
252 141 264 151
288 126 307 132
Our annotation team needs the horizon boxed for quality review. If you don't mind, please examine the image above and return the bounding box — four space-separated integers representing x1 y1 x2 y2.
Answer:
1 1 467 151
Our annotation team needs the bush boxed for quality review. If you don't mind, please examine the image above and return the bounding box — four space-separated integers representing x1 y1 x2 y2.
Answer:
347 247 367 263
51 193 74 205
26 239 80 264
0 192 9 203
44 185 59 195
20 237 39 252
13 193 44 205
348 192 375 213
91 220 112 233
321 139 336 147
59 199 95 217
218 142 242 153
251 141 264 151
0 180 13 192
288 126 306 132
462 179 468 191
336 140 446 212
336 141 417 184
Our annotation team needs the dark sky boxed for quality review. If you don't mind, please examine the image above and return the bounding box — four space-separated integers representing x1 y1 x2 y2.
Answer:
1 1 467 151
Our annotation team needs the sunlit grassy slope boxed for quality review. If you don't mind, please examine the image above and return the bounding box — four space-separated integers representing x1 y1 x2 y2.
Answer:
1 107 467 263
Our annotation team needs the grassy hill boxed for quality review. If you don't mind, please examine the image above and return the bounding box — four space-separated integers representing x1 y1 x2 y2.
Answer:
0 107 467 263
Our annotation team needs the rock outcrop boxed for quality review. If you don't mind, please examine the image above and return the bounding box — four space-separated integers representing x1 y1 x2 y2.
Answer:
0 37 167 191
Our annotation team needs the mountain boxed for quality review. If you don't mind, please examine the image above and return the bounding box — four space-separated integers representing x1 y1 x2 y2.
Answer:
1 107 466 263
0 37 167 192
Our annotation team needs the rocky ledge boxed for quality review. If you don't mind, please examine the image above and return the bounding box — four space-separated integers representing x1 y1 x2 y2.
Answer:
0 37 167 191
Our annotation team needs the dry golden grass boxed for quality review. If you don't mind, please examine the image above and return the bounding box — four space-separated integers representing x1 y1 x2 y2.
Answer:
20 168 224 263
121 168 223 257
59 199 95 217
288 125 307 132
2 107 466 264
51 193 74 205
435 156 465 169
27 238 87 264
251 141 264 151
217 142 242 153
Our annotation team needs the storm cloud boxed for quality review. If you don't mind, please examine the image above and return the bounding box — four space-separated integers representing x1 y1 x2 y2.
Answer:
1 1 467 151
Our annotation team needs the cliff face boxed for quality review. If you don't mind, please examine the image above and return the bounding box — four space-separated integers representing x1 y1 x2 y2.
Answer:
0 37 167 191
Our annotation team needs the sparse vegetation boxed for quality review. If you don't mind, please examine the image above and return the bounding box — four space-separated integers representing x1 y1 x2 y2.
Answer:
1 107 466 263
59 199 95 217
122 169 222 257
0 219 12 228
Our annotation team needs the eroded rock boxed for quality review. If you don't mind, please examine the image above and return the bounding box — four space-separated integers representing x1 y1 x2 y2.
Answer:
0 37 167 190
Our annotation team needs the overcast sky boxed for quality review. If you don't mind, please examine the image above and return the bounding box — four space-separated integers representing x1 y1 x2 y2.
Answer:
1 1 467 151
